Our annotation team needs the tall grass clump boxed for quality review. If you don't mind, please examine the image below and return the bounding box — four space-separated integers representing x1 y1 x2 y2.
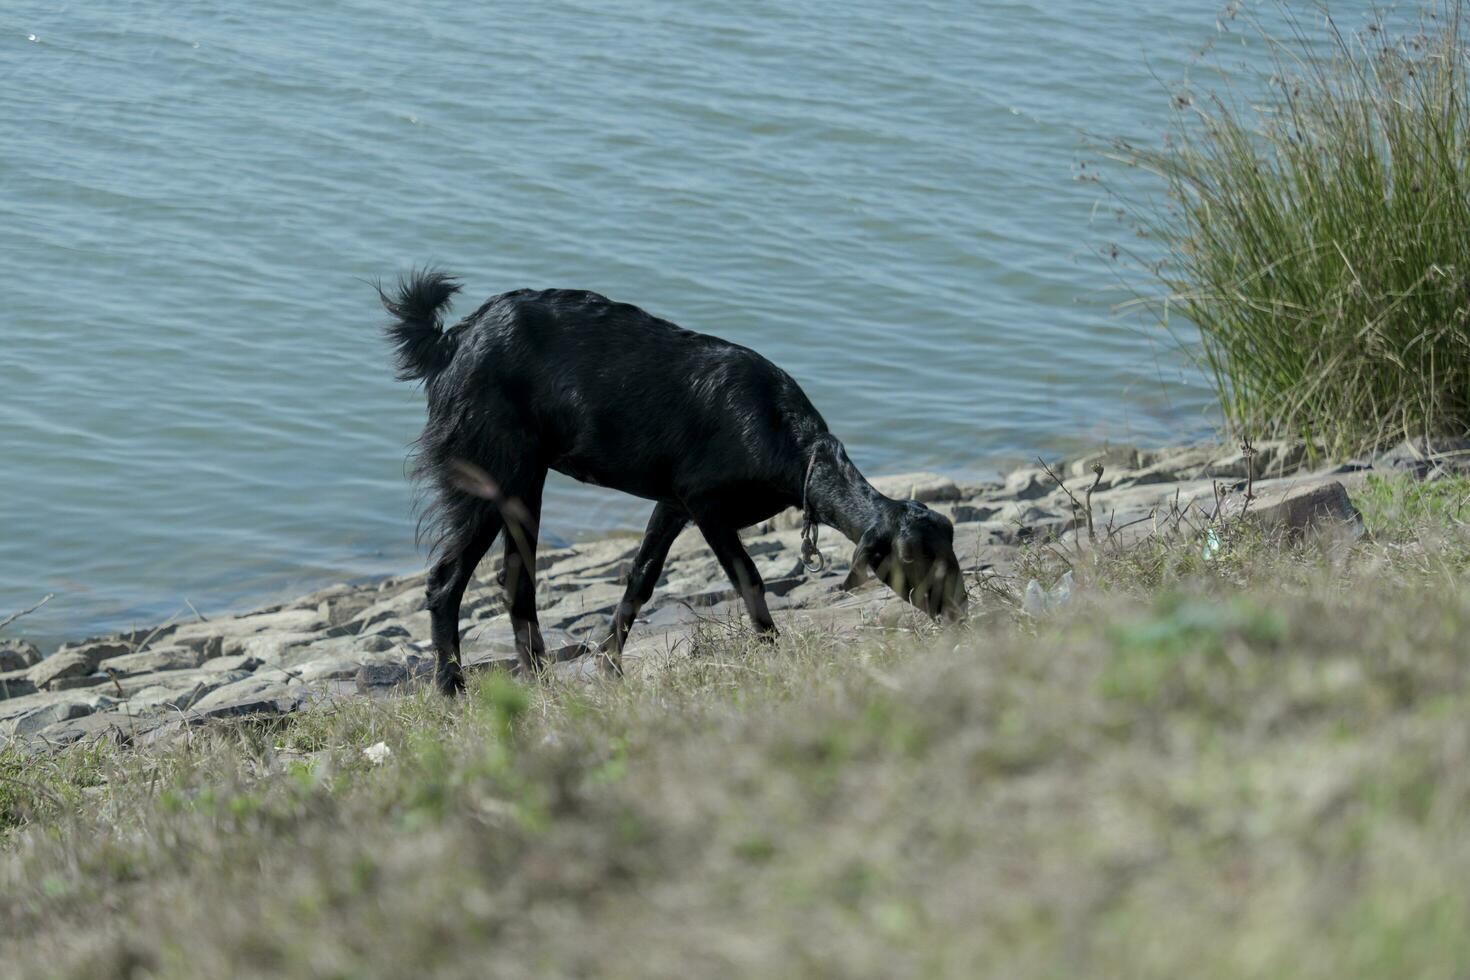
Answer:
1124 2 1470 455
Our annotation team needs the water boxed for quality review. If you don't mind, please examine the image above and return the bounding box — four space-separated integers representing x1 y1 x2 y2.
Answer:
4 1 1305 645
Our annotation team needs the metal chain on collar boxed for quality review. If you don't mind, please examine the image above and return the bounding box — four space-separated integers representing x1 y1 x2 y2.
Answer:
799 447 825 573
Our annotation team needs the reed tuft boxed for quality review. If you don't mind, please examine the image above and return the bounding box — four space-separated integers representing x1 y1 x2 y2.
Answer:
1124 2 1470 455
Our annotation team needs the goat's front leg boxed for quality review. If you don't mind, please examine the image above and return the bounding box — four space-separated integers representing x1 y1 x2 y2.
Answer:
427 500 504 696
696 520 778 640
602 501 689 674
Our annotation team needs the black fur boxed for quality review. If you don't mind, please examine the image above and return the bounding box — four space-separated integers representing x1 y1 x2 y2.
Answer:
379 270 462 382
381 270 967 692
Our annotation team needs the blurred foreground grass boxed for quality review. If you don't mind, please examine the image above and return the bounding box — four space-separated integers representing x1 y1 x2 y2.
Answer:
3 476 1470 978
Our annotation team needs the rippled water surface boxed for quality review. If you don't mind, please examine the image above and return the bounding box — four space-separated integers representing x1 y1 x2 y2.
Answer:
5 1 1299 643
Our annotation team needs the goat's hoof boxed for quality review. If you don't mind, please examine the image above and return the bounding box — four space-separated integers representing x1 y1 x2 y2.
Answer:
435 662 466 696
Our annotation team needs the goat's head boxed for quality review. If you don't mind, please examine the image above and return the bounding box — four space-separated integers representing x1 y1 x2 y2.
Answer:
842 500 967 621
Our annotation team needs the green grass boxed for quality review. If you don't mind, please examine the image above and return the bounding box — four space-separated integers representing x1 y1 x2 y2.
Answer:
1120 2 1470 455
4 512 1470 977
1357 472 1470 533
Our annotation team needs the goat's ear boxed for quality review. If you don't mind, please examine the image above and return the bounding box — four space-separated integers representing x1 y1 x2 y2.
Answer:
841 530 879 591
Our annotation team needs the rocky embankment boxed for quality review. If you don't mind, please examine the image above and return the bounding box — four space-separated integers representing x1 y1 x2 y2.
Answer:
2 439 1455 752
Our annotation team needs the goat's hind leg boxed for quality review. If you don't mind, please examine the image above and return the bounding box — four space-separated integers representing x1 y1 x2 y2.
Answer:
602 502 689 675
696 520 778 641
427 497 503 695
499 471 550 676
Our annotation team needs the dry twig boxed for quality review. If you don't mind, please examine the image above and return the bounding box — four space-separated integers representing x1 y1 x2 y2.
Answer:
0 593 54 633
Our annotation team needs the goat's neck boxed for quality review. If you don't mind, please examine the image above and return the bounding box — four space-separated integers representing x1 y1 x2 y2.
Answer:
803 441 896 543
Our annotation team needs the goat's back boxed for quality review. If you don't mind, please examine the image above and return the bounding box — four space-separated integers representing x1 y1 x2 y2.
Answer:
428 288 826 503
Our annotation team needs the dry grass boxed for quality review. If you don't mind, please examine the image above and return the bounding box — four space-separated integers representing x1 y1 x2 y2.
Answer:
2 479 1470 978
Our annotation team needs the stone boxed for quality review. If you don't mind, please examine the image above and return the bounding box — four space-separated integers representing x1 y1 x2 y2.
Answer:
169 632 224 659
0 641 42 672
318 592 375 628
350 589 428 632
518 539 637 579
1204 440 1312 481
1066 445 1142 479
50 674 109 691
293 648 416 684
1091 477 1217 521
549 655 605 683
641 603 700 629
949 503 1002 523
999 468 1053 501
375 571 428 595
125 670 248 711
28 650 105 690
201 654 264 673
1110 466 1177 489
109 664 230 697
222 632 325 662
188 677 303 719
355 659 434 694
683 584 738 608
0 670 38 701
277 632 398 670
769 507 805 531
538 593 621 631
957 479 1004 498
168 607 330 655
28 711 164 748
53 639 131 665
293 581 359 606
0 690 119 737
462 652 522 676
1373 437 1470 476
765 575 810 598
1221 479 1364 540
868 472 963 503
96 646 202 677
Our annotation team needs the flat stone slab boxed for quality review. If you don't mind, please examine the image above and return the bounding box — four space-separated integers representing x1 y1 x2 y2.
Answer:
98 646 203 677
868 472 963 503
0 641 42 673
28 711 165 748
28 651 104 690
0 690 120 738
1220 478 1364 539
188 677 304 720
0 670 39 701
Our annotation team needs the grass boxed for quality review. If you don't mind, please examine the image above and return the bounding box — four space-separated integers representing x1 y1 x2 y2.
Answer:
1357 471 1470 529
2 479 1470 977
1117 1 1470 455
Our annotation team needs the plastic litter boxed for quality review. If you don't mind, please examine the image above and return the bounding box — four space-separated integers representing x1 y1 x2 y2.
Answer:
1021 570 1074 617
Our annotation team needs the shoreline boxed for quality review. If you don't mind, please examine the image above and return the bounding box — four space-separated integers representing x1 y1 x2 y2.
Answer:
0 437 1438 749
11 434 1225 654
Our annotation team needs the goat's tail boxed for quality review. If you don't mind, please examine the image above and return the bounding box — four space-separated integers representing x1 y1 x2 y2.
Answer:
379 269 462 382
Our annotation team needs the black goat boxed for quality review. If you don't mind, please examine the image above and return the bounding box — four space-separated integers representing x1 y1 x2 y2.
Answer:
382 270 967 693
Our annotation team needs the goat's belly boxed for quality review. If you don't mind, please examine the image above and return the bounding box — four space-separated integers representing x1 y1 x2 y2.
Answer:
548 460 788 527
689 484 791 528
550 457 671 502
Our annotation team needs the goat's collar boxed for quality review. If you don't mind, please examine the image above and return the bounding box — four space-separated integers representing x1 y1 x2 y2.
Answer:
799 447 825 573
